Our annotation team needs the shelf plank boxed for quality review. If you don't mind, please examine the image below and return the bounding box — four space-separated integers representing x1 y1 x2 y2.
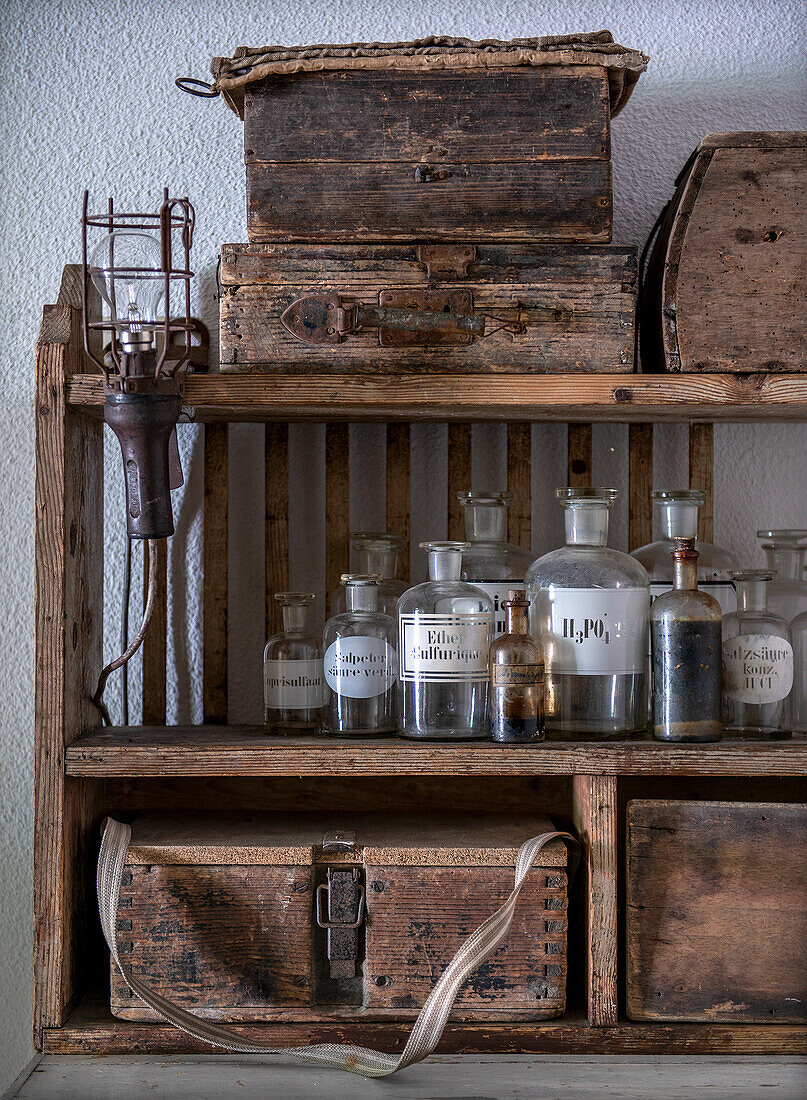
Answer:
67 373 807 423
64 726 807 777
43 1000 807 1055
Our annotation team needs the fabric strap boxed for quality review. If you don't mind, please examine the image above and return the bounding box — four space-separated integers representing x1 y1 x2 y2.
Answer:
98 817 576 1078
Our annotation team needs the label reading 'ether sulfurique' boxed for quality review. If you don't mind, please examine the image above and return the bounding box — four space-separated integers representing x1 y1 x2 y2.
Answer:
722 633 794 704
399 613 490 683
264 659 327 709
324 637 397 699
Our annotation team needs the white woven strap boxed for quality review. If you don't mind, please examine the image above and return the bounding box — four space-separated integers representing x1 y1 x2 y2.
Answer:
98 817 575 1078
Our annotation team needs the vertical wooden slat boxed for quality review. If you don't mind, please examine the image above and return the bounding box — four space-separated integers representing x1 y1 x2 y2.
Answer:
689 423 715 542
141 540 167 725
265 423 289 638
203 422 228 723
447 423 472 540
572 774 619 1026
34 291 104 1042
325 422 350 601
567 423 593 487
507 422 532 549
628 423 654 551
386 423 410 578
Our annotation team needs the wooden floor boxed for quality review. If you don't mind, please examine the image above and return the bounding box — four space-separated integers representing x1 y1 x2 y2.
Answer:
7 1055 807 1099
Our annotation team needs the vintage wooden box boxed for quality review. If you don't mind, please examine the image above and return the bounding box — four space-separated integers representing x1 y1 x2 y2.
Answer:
209 33 647 243
110 813 569 1022
219 242 637 373
641 131 807 372
626 800 807 1023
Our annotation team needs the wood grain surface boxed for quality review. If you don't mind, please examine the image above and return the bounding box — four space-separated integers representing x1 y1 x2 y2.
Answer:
203 424 228 722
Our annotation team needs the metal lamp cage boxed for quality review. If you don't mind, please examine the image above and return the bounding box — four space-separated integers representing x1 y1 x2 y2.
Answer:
81 189 196 382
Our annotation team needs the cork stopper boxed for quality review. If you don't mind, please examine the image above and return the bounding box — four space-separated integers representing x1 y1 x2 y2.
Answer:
504 589 529 609
672 536 698 561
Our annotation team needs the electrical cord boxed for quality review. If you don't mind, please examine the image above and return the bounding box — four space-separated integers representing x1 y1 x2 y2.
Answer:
93 538 160 726
120 535 131 725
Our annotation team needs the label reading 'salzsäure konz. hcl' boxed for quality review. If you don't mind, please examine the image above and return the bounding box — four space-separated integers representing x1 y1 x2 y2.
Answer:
722 633 794 704
399 613 490 683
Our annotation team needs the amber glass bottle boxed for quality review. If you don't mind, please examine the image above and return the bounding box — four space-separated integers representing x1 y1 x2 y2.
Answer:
489 591 545 743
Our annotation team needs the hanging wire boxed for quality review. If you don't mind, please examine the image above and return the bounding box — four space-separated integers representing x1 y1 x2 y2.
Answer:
120 536 132 725
93 539 160 726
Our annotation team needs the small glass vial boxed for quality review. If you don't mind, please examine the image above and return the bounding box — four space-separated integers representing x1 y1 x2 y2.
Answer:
722 571 793 740
489 590 545 743
651 538 722 742
323 574 397 737
397 541 493 741
756 530 807 624
458 492 535 638
263 592 326 735
633 490 738 616
330 533 407 617
525 488 650 740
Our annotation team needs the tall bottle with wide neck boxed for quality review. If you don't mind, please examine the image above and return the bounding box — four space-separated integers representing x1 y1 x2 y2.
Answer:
330 533 407 616
757 530 807 624
396 541 493 741
525 488 650 740
458 491 534 638
632 490 738 614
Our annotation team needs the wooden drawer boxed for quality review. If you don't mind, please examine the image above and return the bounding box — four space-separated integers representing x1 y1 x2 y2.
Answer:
220 242 637 374
626 799 807 1023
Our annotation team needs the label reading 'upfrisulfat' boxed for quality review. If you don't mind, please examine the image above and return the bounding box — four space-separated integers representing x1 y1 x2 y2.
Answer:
264 659 327 709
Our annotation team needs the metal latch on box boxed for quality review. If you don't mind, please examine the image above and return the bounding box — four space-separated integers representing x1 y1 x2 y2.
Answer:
316 830 365 979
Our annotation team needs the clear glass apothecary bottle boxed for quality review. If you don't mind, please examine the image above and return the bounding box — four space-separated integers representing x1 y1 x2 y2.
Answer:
330 533 407 617
651 538 722 742
489 590 545 743
397 541 492 741
722 571 793 740
632 490 738 615
263 592 326 735
323 574 397 737
458 491 534 638
756 530 807 624
525 488 650 740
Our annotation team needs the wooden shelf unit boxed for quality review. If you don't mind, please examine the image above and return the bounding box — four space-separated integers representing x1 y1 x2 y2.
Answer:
35 267 807 1057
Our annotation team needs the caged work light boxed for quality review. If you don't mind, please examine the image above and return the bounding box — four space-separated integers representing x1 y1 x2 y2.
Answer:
82 189 196 539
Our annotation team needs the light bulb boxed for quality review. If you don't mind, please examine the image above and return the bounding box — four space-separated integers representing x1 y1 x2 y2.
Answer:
89 231 165 338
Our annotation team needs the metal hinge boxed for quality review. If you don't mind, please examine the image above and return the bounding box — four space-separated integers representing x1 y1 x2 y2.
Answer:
316 867 366 979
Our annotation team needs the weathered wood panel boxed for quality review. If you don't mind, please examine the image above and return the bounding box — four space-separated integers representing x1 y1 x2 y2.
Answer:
567 424 592 486
447 424 472 540
572 775 618 1026
385 423 410 577
265 423 289 636
628 424 653 550
220 243 636 374
626 800 807 1022
245 67 610 163
325 424 350 601
203 424 228 722
689 422 714 543
507 423 532 550
141 540 167 726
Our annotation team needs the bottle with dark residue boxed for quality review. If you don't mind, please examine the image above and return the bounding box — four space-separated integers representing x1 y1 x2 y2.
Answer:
489 590 545 743
651 537 722 742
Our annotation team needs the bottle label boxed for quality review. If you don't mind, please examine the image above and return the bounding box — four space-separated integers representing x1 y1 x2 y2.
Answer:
324 637 397 699
722 633 793 703
492 663 545 688
470 582 519 638
264 659 327 709
535 587 649 676
650 581 737 616
399 613 490 683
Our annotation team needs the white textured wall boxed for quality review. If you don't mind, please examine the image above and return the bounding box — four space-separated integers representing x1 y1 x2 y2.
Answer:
1 0 805 1087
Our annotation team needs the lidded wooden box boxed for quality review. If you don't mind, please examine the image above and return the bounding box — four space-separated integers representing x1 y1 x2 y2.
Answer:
210 32 647 243
110 814 569 1022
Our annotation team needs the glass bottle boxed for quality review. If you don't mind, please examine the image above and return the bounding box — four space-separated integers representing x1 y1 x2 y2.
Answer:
457 491 535 638
322 574 397 737
489 590 545 743
263 592 326 735
788 609 807 733
330 533 407 617
756 530 807 624
397 541 493 741
722 571 793 740
650 538 722 742
525 488 650 740
632 490 738 616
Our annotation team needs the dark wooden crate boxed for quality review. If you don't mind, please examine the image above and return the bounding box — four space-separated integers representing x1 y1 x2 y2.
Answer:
110 814 568 1022
219 242 637 374
626 799 807 1023
243 66 614 244
641 131 807 373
